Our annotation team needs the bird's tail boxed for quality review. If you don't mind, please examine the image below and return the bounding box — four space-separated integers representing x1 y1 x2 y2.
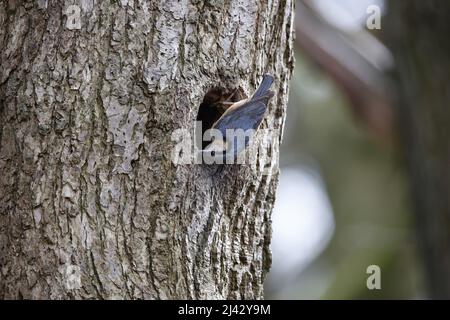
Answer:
252 74 274 99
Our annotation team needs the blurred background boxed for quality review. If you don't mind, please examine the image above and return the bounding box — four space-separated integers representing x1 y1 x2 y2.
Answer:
266 0 449 299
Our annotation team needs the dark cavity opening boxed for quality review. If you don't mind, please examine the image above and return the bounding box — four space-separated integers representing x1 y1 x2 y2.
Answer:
196 87 245 149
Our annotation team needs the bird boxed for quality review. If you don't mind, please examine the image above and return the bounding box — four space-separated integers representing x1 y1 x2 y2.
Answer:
202 74 274 163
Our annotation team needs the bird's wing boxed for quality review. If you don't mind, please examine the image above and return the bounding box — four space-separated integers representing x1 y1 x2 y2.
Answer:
252 74 274 99
212 92 273 136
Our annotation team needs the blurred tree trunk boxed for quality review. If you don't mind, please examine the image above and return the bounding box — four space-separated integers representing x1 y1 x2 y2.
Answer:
0 1 294 299
386 2 450 298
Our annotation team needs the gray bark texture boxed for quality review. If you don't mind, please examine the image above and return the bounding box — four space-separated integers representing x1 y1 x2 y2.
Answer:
386 2 450 298
0 0 294 299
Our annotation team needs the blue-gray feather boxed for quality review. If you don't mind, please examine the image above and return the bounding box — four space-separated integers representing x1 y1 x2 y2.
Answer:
206 74 275 159
213 74 274 136
213 94 272 137
252 74 274 99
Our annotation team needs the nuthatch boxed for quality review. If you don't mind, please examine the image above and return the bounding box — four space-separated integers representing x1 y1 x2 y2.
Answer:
202 74 274 162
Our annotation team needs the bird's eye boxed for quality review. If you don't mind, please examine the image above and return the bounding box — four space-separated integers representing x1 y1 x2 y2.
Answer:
211 151 215 157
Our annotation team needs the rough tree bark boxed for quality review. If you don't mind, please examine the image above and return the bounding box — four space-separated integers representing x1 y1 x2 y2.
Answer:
0 0 294 299
386 2 450 298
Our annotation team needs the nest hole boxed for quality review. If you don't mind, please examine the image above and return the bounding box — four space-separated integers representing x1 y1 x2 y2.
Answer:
196 87 246 149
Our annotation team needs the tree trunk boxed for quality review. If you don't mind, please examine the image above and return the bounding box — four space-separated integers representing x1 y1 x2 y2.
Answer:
386 2 450 298
0 0 294 299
